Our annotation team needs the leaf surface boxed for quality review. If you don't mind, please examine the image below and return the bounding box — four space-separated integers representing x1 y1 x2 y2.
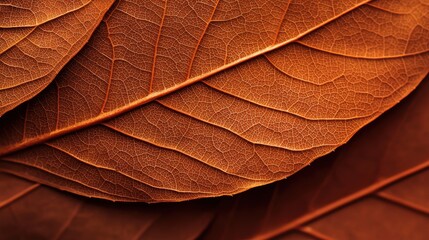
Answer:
0 0 115 116
0 0 428 202
202 75 429 240
1 74 428 239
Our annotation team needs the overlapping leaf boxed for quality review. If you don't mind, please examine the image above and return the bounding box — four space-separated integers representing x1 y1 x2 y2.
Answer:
0 0 115 116
1 75 428 239
0 0 428 202
0 173 214 240
202 77 429 239
273 168 429 240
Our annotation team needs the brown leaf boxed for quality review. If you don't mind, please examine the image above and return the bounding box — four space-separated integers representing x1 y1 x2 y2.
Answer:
0 0 115 116
0 173 214 240
275 168 429 240
213 172 429 240
0 0 429 202
1 72 428 240
202 75 429 240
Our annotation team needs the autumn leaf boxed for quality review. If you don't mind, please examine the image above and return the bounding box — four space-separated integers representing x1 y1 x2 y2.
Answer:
0 0 428 203
271 165 429 240
268 168 429 240
1 74 428 239
0 173 215 239
0 0 115 116
201 76 429 239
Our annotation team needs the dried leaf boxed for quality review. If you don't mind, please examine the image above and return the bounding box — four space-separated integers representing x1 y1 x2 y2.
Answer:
0 0 115 116
0 173 214 240
0 0 428 202
202 76 429 240
276 168 429 240
1 74 428 239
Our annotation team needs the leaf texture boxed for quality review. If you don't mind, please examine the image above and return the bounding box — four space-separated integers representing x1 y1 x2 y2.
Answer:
201 76 429 239
0 0 115 116
0 0 429 202
1 74 429 239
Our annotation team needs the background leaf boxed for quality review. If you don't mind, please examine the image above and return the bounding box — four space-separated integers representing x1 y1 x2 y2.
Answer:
271 167 429 240
0 173 214 239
